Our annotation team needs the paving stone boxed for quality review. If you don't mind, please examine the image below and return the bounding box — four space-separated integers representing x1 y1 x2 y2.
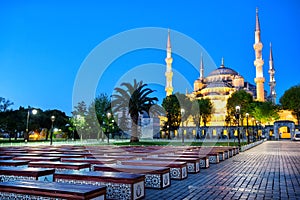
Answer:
145 141 300 199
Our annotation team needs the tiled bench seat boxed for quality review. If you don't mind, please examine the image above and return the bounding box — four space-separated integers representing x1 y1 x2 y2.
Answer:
142 157 200 173
0 180 106 200
0 156 13 160
61 158 117 170
162 154 210 169
42 153 85 159
54 170 145 200
0 160 29 167
94 164 170 189
121 160 187 180
29 161 91 172
86 155 137 163
179 152 220 164
13 156 61 162
0 166 54 182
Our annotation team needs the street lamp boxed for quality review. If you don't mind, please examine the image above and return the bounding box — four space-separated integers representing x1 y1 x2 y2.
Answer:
235 106 241 150
256 120 259 141
50 115 55 145
246 113 249 144
181 108 185 145
106 112 112 144
251 117 255 142
25 108 37 142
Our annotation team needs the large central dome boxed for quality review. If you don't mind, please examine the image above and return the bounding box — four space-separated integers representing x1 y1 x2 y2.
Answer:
208 66 238 77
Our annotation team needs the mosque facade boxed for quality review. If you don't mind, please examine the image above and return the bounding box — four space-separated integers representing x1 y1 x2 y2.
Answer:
164 8 277 127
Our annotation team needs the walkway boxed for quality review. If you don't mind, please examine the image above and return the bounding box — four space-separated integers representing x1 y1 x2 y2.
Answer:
145 141 300 200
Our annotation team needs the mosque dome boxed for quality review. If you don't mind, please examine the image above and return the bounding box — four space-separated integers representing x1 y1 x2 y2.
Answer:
208 66 238 77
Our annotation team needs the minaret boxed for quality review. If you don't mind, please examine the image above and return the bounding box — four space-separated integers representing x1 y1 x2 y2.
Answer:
220 57 225 68
253 8 265 102
268 43 276 104
165 29 173 96
200 53 204 80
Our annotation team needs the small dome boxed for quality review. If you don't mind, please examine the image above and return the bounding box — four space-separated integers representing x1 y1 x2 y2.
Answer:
194 79 201 83
208 67 238 77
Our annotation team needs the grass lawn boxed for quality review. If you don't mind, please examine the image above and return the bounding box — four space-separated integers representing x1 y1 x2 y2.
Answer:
113 140 247 146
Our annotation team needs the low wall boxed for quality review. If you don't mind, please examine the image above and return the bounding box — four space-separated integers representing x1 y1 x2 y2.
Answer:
240 139 266 152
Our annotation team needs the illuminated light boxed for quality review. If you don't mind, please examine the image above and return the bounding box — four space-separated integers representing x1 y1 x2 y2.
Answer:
32 109 38 115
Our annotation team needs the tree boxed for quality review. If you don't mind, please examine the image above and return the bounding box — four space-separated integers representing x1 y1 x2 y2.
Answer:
162 94 181 139
251 101 280 124
112 79 158 143
175 93 192 126
280 85 300 125
71 101 88 142
226 90 254 123
191 98 213 138
0 97 14 112
94 94 118 141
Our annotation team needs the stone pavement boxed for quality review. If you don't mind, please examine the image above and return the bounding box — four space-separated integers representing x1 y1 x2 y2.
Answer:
145 141 300 200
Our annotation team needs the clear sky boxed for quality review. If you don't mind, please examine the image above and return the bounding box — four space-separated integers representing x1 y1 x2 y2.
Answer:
1 0 299 115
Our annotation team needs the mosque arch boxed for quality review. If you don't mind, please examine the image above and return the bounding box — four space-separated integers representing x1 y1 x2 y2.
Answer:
273 120 295 140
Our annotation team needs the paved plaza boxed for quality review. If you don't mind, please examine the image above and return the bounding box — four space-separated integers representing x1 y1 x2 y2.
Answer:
146 141 300 200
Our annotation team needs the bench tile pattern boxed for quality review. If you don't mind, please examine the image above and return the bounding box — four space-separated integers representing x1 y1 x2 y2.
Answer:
0 175 35 182
55 178 144 200
0 192 65 200
0 192 104 200
145 174 161 188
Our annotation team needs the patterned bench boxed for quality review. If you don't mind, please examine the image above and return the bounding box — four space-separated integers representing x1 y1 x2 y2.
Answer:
94 164 170 189
0 160 29 168
121 160 187 180
0 156 14 160
162 154 210 169
54 170 145 200
61 158 117 170
13 156 61 162
0 166 54 182
0 180 106 200
142 157 200 173
86 155 137 163
42 153 86 159
29 161 91 172
179 151 220 164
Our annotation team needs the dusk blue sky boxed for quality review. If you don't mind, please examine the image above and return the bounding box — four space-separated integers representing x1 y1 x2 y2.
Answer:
1 0 299 115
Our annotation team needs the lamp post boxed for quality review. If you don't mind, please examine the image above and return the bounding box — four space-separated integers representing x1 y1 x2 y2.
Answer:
181 108 185 145
106 112 112 144
256 120 259 141
50 115 55 145
246 113 249 144
235 106 241 150
25 108 37 142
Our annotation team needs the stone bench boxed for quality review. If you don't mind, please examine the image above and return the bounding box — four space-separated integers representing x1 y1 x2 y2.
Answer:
121 160 187 180
7 153 41 157
0 156 13 160
86 155 137 163
0 166 54 182
29 161 91 172
42 153 86 159
61 158 117 170
0 160 29 167
142 157 200 173
0 180 106 200
163 154 210 169
179 151 220 164
54 170 145 200
94 164 170 189
13 156 61 162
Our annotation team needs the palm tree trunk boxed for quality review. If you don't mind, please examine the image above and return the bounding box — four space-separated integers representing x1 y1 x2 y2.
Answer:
130 113 139 143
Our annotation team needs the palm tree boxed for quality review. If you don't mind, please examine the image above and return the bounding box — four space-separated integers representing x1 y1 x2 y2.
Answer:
112 79 158 143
